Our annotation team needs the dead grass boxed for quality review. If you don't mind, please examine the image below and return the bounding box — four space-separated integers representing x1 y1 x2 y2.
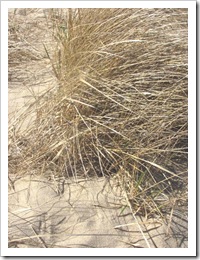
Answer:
8 8 188 219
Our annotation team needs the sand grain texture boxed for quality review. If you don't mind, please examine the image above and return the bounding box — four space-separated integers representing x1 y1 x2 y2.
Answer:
8 176 187 248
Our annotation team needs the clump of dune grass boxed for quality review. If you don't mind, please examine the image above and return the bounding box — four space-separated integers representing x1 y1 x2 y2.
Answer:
9 8 188 218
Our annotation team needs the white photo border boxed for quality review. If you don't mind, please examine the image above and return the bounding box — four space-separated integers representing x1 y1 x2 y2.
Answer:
1 1 196 257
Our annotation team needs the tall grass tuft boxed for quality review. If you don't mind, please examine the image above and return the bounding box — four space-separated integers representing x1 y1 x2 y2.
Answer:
9 8 188 218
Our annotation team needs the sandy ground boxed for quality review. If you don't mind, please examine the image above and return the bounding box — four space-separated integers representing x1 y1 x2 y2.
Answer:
8 8 58 132
8 9 188 249
8 175 187 248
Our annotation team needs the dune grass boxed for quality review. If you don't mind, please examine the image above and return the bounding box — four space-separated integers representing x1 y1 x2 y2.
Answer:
8 8 188 219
